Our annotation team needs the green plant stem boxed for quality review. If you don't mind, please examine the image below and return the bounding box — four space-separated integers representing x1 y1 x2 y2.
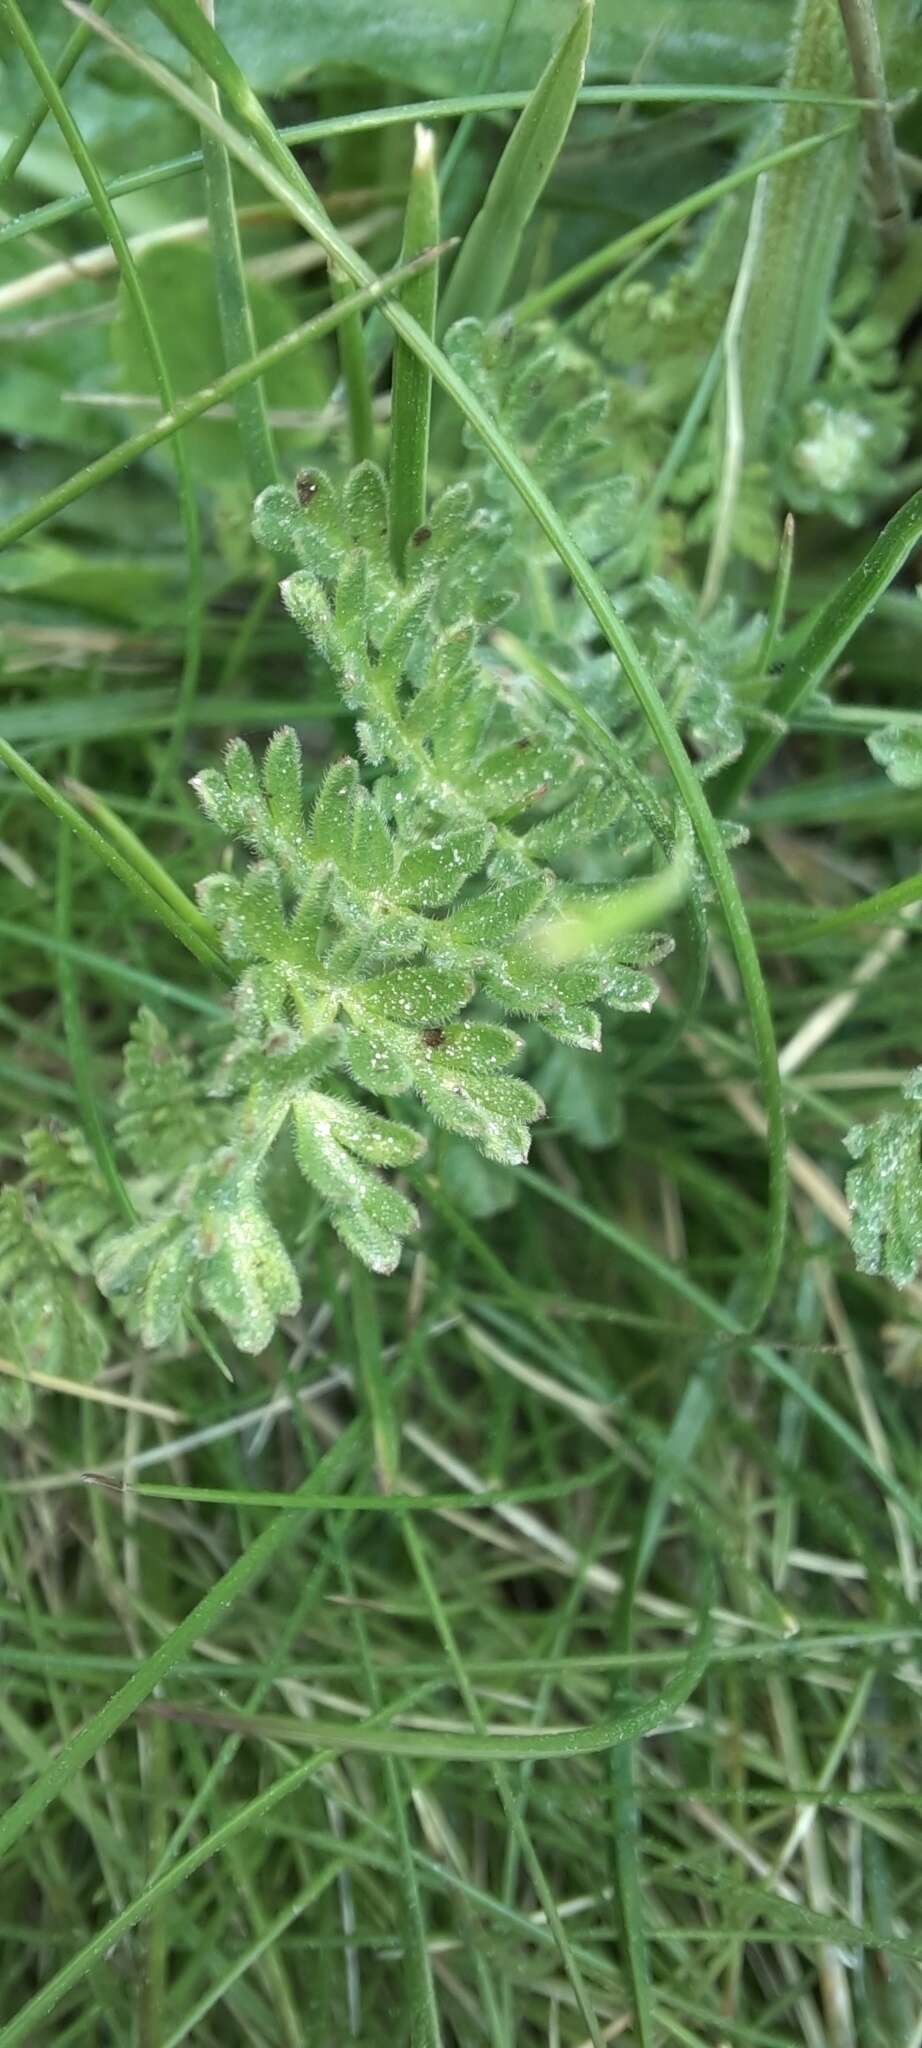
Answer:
84 0 787 1326
350 1258 398 1492
0 0 204 789
389 123 440 572
0 84 881 252
753 512 796 675
0 251 445 553
836 0 908 251
331 269 376 464
715 486 922 808
0 0 113 184
55 794 134 1223
194 1 277 496
62 775 220 950
759 870 922 948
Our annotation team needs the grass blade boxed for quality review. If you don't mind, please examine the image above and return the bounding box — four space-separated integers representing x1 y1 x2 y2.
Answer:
0 738 229 981
194 2 277 496
716 484 922 808
350 1258 399 1494
438 0 592 333
0 0 113 185
390 123 441 572
331 266 377 464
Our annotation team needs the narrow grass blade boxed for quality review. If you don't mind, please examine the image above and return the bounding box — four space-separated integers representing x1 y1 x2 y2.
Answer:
753 510 795 677
439 0 520 192
735 0 859 459
759 868 922 947
0 918 225 1013
195 5 277 496
0 739 229 981
55 798 133 1223
331 267 377 464
716 484 922 807
0 0 113 185
350 1258 399 1493
0 82 880 249
63 776 220 952
390 124 441 572
834 0 908 249
438 0 592 332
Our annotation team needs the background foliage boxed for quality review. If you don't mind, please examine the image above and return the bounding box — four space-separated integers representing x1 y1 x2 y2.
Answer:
1 1 921 2043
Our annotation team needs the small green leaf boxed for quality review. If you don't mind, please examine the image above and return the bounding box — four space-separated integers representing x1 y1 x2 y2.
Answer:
344 461 389 557
293 1095 419 1273
94 1214 193 1350
197 1183 301 1352
867 724 922 790
440 877 548 950
115 1008 215 1174
416 1064 544 1164
394 825 491 907
262 725 305 838
845 1070 922 1289
309 757 360 867
344 1030 415 1095
253 469 347 577
21 1125 114 1264
475 740 562 819
317 1097 425 1168
352 965 473 1027
199 864 289 964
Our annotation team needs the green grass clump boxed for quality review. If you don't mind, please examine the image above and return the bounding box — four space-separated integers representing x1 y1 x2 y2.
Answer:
1 1 921 2041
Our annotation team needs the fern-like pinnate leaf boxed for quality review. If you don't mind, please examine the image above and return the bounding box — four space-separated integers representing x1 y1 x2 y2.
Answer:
0 1184 109 1422
845 1071 922 1289
4 451 672 1370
